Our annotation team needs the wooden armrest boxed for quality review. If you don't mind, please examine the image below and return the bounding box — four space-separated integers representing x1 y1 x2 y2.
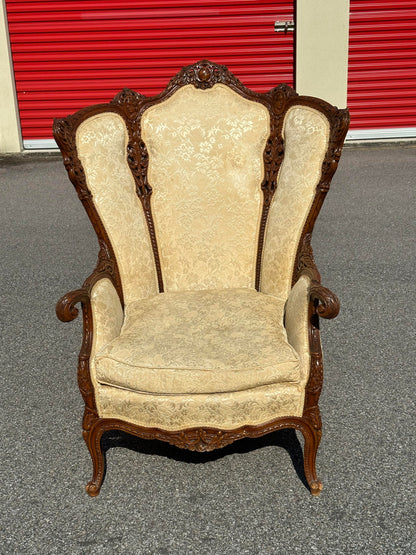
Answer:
309 283 340 319
56 288 91 322
294 234 339 319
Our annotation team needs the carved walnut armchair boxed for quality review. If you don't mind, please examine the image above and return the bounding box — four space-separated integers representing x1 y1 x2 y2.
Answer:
54 61 349 496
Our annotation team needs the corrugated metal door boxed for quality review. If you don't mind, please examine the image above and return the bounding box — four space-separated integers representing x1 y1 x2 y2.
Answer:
5 0 294 149
348 0 416 139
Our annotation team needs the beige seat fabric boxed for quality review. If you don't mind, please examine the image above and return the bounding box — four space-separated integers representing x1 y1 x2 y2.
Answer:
95 288 301 395
96 381 305 431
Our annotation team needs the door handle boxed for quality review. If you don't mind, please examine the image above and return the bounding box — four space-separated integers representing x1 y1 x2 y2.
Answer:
274 20 295 33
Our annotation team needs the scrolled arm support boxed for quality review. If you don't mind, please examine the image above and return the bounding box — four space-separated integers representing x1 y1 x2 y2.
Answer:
56 269 119 322
56 288 90 322
295 235 340 320
309 283 340 319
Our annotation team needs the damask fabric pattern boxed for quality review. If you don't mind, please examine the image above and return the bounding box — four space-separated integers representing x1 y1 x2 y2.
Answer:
96 382 305 431
260 106 330 300
94 288 301 395
141 84 270 292
284 275 311 385
89 278 124 413
76 113 159 305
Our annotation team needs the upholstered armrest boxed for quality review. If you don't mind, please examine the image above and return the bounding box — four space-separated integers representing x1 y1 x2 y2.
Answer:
89 278 124 354
285 274 339 372
57 273 123 374
285 275 311 370
56 270 121 322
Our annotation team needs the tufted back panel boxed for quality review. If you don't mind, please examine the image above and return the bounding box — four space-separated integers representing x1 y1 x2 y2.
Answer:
141 84 270 292
260 106 330 300
77 113 159 305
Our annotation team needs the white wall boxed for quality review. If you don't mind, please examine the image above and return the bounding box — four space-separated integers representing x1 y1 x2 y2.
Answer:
0 0 21 153
296 0 350 108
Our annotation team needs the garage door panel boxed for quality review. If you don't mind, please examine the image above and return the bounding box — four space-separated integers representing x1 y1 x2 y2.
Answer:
348 0 416 135
6 0 294 146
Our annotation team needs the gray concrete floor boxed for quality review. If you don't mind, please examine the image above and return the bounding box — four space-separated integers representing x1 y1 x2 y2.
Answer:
0 145 415 554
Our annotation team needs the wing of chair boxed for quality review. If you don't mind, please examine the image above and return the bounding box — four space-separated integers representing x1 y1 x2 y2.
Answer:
54 60 349 497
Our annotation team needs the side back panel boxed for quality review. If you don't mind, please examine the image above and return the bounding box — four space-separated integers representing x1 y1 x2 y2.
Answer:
76 112 158 305
260 106 330 300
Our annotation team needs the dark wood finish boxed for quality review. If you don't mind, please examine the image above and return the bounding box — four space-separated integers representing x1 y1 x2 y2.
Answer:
54 60 349 497
84 417 322 497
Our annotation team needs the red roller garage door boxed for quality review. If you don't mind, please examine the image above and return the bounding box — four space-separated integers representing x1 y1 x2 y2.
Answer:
5 0 294 149
348 0 416 140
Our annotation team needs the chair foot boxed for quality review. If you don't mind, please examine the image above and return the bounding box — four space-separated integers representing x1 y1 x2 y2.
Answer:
309 480 323 496
86 480 102 497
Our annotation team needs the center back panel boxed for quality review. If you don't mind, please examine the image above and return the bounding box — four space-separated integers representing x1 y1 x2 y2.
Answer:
141 84 270 292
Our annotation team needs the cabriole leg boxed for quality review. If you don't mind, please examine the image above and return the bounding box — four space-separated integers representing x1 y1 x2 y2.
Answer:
300 423 323 496
84 422 105 497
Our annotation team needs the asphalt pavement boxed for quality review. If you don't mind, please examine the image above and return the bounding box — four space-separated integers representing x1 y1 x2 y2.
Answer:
0 145 415 554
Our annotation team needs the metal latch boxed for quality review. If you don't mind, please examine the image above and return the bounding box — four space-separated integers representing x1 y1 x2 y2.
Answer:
274 20 295 33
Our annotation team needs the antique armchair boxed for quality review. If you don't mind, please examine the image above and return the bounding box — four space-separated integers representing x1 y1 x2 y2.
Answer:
54 60 349 496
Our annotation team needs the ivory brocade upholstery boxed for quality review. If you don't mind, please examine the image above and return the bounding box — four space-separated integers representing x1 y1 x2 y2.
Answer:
96 382 305 431
89 281 310 429
75 83 330 430
95 289 302 395
77 113 159 305
261 106 330 299
141 84 269 291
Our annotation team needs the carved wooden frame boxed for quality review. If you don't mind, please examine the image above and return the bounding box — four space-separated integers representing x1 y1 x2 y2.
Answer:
54 60 349 497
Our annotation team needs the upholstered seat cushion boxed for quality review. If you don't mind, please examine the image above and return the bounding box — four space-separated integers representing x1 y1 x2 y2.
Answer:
94 288 301 395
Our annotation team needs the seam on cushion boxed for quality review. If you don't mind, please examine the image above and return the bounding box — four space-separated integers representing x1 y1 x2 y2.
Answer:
95 354 300 373
96 376 302 396
124 287 272 306
97 380 177 396
122 290 288 313
261 293 287 304
98 381 304 395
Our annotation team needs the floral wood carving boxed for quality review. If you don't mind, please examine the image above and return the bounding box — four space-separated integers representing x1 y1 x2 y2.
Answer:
111 87 143 120
295 233 320 282
83 415 323 496
169 59 239 90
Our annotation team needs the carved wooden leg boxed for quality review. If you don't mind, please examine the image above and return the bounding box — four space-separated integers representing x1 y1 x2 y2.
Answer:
84 422 105 497
300 421 323 496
